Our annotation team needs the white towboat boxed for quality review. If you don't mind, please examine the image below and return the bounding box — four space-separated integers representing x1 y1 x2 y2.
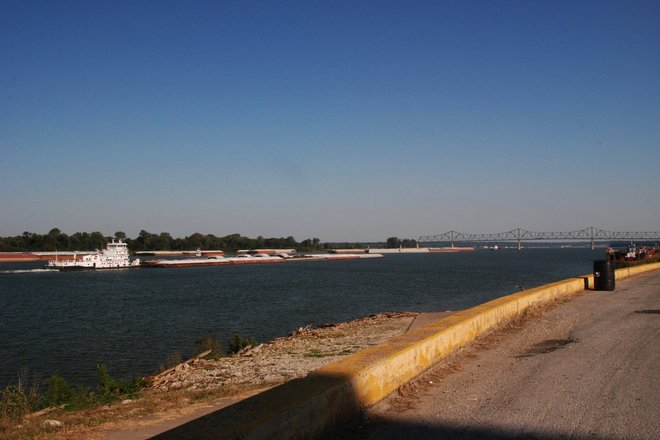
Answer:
47 240 140 271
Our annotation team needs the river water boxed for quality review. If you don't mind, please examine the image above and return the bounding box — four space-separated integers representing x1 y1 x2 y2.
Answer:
0 248 601 388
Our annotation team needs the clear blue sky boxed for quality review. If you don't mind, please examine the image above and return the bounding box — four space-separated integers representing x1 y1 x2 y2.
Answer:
2 1 659 241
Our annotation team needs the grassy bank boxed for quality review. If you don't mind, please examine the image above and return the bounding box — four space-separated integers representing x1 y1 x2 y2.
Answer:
0 332 258 439
1 365 146 439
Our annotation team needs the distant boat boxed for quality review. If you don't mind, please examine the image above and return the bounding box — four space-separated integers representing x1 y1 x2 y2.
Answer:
488 245 500 251
47 240 140 271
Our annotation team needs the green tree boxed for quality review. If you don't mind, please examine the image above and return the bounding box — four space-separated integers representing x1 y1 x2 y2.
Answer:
135 230 154 251
188 233 206 249
22 231 33 251
42 228 62 251
89 231 106 249
256 235 266 248
401 238 417 248
284 236 297 247
386 237 401 249
156 232 174 250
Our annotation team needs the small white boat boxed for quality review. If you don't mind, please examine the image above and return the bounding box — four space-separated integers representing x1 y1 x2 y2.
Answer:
47 240 140 271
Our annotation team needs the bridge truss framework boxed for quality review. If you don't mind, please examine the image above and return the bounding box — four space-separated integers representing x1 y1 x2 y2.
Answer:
418 227 660 250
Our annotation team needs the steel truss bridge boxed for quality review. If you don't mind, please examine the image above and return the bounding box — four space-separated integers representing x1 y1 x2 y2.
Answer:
418 227 660 250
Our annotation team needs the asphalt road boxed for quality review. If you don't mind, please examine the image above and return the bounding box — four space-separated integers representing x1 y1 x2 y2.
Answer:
335 270 660 440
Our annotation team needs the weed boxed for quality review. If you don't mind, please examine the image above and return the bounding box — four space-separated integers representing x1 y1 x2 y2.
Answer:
303 349 328 358
1 385 31 420
42 374 73 408
160 352 183 372
196 331 224 359
0 372 40 421
227 333 257 355
97 364 147 399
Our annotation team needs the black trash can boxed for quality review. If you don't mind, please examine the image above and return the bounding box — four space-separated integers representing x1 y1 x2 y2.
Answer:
593 260 615 291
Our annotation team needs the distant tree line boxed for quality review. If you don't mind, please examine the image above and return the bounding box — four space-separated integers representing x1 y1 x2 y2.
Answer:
0 229 108 252
386 237 418 248
0 228 327 253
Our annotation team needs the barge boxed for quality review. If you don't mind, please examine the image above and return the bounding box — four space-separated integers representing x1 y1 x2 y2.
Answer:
141 256 231 268
141 252 381 268
141 254 285 268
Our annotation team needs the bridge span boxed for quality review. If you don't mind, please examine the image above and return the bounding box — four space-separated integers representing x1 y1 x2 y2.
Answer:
418 227 660 250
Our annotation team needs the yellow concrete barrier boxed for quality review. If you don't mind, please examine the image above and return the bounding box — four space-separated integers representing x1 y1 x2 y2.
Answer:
318 276 591 407
615 261 660 280
156 264 660 440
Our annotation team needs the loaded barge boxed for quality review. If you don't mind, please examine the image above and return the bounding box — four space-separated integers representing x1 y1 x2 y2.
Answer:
141 252 383 268
141 253 286 268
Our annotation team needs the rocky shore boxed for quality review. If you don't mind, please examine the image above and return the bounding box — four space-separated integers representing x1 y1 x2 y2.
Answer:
149 311 418 393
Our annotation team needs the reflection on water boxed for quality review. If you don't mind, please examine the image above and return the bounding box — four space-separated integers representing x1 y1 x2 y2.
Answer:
0 248 599 387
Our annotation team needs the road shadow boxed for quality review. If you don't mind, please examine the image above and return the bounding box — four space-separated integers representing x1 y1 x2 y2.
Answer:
151 371 360 439
151 367 618 440
326 418 620 440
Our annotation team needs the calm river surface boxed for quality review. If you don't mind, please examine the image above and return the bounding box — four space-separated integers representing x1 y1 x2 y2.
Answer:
0 248 601 388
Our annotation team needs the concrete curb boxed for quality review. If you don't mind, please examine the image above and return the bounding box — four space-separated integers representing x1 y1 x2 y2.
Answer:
155 262 660 440
614 260 660 280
